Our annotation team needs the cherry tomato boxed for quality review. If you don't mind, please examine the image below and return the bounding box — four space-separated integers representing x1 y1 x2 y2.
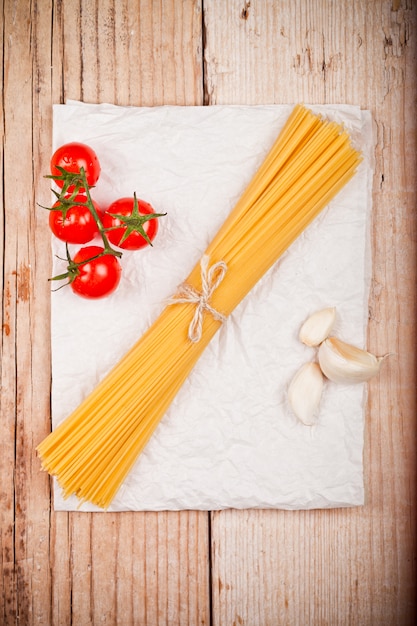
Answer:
49 195 101 244
50 142 101 190
71 246 122 299
102 196 164 250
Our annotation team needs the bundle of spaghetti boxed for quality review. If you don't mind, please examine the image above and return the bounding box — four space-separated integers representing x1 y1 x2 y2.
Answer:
37 104 363 509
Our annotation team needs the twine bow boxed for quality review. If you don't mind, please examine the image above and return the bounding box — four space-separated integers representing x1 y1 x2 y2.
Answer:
168 254 228 343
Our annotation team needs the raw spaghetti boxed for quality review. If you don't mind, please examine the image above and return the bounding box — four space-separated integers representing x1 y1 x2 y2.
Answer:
37 104 362 508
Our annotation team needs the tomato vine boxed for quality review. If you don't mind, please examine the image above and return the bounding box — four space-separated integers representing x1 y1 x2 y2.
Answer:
44 143 166 299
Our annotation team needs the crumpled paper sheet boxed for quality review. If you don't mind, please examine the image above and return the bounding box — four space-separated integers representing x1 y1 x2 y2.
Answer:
50 101 374 512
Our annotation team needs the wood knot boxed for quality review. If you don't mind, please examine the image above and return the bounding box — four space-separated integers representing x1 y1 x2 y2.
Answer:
241 1 250 20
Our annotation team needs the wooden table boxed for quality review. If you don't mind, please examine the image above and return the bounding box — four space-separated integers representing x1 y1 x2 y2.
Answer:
1 1 416 624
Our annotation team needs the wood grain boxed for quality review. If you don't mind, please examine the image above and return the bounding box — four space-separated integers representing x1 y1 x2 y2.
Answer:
0 0 415 624
1 1 210 625
204 1 416 624
1 0 53 622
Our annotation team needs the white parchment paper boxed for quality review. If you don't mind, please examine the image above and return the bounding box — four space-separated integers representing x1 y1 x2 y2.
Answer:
50 102 374 511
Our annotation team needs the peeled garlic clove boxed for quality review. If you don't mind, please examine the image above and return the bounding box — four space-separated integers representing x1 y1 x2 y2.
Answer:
318 337 385 384
288 362 324 425
299 307 337 347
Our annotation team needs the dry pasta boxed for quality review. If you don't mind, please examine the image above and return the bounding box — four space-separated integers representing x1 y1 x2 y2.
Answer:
37 104 363 508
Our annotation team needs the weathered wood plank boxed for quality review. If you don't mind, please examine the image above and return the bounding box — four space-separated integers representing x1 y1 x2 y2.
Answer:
1 0 54 623
1 1 210 625
204 0 416 624
50 1 210 625
60 0 204 106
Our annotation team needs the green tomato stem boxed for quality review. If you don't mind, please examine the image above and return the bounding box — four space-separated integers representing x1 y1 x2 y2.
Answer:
78 168 122 258
46 167 165 291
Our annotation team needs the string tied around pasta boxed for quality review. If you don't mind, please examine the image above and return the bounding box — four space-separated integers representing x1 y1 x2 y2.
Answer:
168 254 228 342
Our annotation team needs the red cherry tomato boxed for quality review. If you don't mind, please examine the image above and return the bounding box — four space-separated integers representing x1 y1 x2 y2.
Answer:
50 142 101 190
102 196 163 250
49 195 101 244
71 246 122 299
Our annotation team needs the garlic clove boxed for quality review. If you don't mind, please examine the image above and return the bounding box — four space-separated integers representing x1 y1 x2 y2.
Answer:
288 362 324 425
318 337 385 384
299 306 337 347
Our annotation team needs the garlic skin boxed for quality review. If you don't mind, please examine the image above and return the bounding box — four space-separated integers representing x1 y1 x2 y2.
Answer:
299 307 337 347
318 337 384 384
288 362 324 425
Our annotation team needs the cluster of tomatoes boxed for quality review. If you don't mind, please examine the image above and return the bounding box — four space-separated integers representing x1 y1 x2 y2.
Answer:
47 142 166 299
